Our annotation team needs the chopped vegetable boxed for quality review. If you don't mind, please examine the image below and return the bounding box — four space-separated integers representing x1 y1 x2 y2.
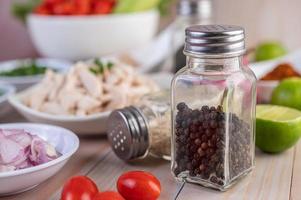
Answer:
12 0 41 22
12 0 172 20
90 59 114 75
0 61 48 77
0 129 59 173
114 0 160 13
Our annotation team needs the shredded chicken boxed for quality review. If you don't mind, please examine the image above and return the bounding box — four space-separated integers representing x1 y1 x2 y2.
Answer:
22 60 159 116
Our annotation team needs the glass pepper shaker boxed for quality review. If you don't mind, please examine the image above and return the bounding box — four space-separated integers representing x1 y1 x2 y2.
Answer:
107 91 171 161
171 25 256 191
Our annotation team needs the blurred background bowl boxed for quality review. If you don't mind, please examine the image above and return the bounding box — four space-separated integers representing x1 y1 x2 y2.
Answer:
0 84 16 118
27 10 159 60
0 58 71 91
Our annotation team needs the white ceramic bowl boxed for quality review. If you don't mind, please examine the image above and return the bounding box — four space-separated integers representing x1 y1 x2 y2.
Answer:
8 73 173 135
27 10 159 60
0 84 16 117
9 92 109 134
0 123 79 196
0 59 72 91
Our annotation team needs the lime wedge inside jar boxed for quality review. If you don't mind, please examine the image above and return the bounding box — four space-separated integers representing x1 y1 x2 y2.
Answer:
256 105 301 153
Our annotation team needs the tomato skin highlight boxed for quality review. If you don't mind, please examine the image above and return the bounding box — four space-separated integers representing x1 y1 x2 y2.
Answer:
61 176 99 200
117 171 161 200
93 191 125 200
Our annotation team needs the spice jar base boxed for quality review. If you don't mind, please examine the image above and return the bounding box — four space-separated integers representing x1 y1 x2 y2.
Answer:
173 167 254 191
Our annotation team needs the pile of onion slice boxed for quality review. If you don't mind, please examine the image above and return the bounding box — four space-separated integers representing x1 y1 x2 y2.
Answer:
0 129 59 173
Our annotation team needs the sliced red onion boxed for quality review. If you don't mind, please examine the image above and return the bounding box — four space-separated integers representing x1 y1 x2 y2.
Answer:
0 129 59 173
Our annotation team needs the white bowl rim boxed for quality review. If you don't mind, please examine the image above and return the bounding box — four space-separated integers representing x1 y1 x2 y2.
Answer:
0 123 79 178
0 84 16 104
9 94 111 122
28 9 158 20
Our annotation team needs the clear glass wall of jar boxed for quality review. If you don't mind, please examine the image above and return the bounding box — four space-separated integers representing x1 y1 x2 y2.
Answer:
171 25 256 191
107 91 171 161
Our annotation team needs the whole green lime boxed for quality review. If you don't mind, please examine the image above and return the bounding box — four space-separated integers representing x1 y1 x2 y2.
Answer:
256 105 301 153
271 78 301 110
255 42 287 61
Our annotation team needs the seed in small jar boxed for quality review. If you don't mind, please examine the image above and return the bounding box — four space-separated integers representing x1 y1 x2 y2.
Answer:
177 102 187 111
194 138 202 145
201 142 208 150
201 105 209 112
197 148 205 157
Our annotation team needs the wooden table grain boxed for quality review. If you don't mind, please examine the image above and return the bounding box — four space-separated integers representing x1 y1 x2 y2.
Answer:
1 111 301 200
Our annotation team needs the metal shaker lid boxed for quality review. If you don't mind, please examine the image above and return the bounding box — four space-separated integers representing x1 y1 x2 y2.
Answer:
107 106 149 160
177 0 212 19
184 25 246 57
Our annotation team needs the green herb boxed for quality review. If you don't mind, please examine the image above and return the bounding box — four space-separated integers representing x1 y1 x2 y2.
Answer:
0 61 48 77
107 62 114 69
12 0 41 22
90 59 114 75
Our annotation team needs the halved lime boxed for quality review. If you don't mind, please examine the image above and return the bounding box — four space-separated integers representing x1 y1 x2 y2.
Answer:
256 105 301 153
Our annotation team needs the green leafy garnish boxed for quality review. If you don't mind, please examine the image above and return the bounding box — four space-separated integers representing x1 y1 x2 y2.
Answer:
0 61 48 77
90 59 114 75
107 62 114 69
12 0 41 22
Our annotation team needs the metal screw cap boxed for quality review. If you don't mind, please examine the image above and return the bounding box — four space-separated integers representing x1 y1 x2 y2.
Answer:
184 25 246 57
107 106 149 161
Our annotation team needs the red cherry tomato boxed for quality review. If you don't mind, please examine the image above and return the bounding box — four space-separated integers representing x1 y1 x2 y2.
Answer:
74 0 91 15
93 191 125 200
61 176 99 200
44 0 63 5
34 5 51 15
52 1 75 15
117 171 161 200
93 0 114 14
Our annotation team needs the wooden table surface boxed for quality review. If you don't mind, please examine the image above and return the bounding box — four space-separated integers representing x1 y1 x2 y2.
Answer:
1 111 301 200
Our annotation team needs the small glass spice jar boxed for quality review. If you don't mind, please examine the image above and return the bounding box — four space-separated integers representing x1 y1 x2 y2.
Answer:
107 91 171 161
171 25 256 191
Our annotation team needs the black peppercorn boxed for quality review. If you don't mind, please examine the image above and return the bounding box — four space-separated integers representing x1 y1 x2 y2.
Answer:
174 103 252 185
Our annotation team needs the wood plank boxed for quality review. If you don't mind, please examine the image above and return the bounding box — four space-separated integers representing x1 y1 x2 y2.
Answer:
177 148 295 200
290 141 301 200
0 110 26 123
